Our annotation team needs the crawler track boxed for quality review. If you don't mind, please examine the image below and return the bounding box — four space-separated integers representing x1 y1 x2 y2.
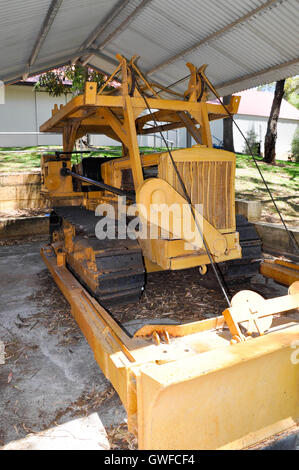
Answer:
202 215 263 287
50 208 261 308
50 206 145 308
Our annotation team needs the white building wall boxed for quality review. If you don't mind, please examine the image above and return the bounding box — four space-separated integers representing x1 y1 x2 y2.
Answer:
210 120 224 147
1 85 297 159
232 115 298 159
0 84 70 147
90 127 186 149
190 120 224 147
210 115 298 160
89 134 119 147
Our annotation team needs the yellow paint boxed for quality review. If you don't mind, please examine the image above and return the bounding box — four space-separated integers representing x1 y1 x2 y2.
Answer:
260 259 299 286
41 155 73 195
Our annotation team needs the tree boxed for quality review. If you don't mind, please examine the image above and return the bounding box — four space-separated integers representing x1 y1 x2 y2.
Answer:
263 79 285 164
284 76 299 109
257 77 299 109
243 126 260 155
223 95 235 152
291 126 299 163
34 64 108 97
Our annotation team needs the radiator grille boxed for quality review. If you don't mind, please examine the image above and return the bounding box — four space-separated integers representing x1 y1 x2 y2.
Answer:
159 158 235 231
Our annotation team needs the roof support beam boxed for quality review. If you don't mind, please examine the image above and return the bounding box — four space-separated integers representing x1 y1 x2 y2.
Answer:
24 0 63 79
139 57 299 98
72 0 131 64
5 49 118 85
81 0 154 66
147 0 282 75
216 57 299 95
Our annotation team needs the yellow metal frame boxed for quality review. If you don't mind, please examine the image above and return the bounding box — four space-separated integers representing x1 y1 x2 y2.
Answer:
40 54 240 193
260 259 299 286
40 55 241 272
41 244 299 449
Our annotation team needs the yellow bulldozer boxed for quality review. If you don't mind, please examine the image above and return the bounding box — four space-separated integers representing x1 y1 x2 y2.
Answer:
39 55 299 449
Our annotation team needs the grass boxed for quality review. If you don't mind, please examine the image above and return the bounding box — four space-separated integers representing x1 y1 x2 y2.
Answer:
0 146 45 172
0 145 172 172
0 146 298 227
235 154 298 227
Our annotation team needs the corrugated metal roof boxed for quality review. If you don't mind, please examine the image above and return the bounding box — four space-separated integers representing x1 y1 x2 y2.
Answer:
37 0 118 60
0 0 52 78
0 0 298 96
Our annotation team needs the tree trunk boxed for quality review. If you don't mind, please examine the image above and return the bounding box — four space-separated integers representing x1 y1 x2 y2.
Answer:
223 95 235 152
264 79 285 164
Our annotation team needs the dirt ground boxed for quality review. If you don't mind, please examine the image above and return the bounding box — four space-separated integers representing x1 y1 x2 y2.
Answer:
0 239 292 450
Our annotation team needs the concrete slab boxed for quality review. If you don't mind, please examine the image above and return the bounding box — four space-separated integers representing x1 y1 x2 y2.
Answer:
2 413 110 450
0 241 126 448
236 199 262 222
0 215 49 240
0 172 46 212
254 222 299 260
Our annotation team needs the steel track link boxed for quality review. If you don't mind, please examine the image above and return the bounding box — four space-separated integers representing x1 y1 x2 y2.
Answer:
50 206 145 308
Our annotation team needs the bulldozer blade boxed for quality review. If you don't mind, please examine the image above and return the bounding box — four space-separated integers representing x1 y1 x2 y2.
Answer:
136 326 299 449
260 258 299 286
